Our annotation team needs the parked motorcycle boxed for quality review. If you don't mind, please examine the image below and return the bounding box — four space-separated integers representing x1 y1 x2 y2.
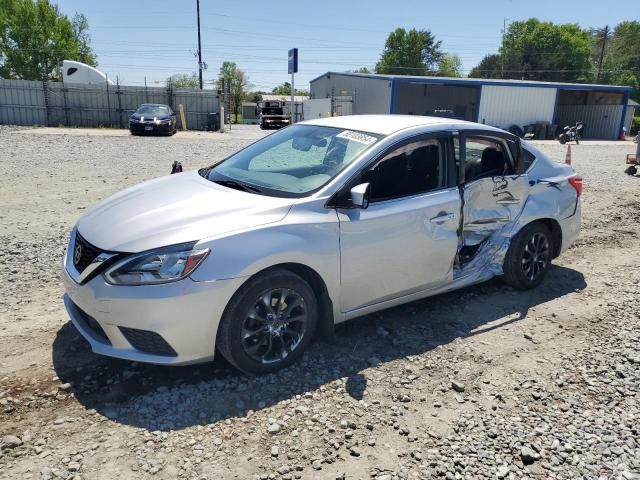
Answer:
558 122 584 145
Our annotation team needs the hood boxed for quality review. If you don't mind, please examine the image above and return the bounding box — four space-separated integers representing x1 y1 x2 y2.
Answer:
77 171 295 252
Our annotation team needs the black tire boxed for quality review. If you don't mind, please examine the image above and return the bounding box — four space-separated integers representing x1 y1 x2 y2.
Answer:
217 268 318 374
502 222 553 290
625 165 637 176
558 134 567 144
508 124 525 138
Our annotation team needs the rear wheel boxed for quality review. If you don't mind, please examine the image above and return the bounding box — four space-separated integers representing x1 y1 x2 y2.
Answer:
558 134 567 144
502 223 553 290
217 269 318 374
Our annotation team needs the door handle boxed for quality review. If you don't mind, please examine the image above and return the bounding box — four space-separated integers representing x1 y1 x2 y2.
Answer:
496 199 520 205
429 212 456 223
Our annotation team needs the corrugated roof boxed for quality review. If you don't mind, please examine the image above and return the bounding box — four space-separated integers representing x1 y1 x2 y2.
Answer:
310 71 633 92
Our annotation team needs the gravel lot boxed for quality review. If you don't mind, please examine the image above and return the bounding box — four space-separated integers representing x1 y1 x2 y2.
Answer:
0 125 639 480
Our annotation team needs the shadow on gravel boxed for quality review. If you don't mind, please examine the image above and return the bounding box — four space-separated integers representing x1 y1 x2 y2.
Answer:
52 264 586 431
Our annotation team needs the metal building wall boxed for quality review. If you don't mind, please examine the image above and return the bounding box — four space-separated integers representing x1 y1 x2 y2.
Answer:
310 74 392 115
478 85 556 129
0 79 221 130
624 105 636 133
555 105 624 139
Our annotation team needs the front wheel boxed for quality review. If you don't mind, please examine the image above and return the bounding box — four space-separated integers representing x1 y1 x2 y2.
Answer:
502 223 553 290
216 269 318 374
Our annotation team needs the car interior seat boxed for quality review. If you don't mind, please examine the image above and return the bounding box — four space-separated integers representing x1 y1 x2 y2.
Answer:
405 145 439 193
480 147 505 178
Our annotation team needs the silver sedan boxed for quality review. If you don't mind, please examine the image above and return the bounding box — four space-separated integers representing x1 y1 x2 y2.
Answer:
62 115 582 373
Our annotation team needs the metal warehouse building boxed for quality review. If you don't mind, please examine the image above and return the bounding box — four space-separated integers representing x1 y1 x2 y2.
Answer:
309 72 633 139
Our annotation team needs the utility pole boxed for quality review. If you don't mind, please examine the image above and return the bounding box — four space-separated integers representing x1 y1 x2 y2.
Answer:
596 25 609 84
196 0 203 89
501 18 508 79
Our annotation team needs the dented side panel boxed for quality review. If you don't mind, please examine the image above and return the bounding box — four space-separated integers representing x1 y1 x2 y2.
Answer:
462 175 531 245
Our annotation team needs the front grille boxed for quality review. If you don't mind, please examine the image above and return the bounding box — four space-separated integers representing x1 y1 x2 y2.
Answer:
74 304 112 345
73 233 103 273
119 327 178 357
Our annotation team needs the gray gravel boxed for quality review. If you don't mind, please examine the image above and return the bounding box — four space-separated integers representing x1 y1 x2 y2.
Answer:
0 125 639 479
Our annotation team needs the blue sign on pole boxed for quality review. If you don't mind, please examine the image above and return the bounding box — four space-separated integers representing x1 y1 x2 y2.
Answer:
288 48 298 74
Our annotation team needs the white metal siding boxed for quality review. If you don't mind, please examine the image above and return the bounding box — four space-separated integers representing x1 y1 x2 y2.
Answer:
624 106 635 133
478 85 556 129
310 74 391 115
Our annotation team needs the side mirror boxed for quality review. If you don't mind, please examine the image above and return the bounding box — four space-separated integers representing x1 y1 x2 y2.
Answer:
350 183 370 209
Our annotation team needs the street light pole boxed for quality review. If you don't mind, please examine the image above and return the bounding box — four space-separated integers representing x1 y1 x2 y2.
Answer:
196 0 203 89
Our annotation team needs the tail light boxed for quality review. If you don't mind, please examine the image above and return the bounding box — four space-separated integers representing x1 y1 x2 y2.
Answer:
568 175 583 197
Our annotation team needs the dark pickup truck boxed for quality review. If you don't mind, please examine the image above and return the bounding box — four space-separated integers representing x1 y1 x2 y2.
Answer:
259 101 291 130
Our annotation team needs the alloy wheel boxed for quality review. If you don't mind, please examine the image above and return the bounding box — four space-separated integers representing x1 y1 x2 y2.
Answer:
240 288 307 364
521 232 550 281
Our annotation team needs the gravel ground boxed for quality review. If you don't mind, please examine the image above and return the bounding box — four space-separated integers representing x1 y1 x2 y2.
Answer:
0 125 639 480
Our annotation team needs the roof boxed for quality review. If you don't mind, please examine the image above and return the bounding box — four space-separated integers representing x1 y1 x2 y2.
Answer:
260 94 309 102
299 114 500 136
629 99 639 106
310 71 633 92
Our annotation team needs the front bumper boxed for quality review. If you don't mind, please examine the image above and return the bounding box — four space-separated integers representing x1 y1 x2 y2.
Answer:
261 119 290 129
129 122 173 134
62 264 246 365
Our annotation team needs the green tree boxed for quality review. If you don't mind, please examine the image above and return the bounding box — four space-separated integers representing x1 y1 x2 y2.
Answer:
71 13 96 66
468 54 502 78
348 67 371 74
500 19 592 82
217 61 251 123
436 53 462 77
599 21 640 100
0 0 97 80
271 82 309 96
375 28 442 76
167 72 199 89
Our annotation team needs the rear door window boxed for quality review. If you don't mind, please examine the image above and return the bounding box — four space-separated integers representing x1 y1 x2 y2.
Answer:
464 136 515 182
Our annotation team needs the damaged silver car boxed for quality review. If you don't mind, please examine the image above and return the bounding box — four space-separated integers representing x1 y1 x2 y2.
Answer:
62 115 582 373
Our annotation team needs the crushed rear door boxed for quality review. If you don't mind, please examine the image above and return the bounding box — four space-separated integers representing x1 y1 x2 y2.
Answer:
459 131 530 245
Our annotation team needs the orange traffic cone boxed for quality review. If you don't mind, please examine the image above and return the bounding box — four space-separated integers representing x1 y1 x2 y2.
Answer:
565 145 572 165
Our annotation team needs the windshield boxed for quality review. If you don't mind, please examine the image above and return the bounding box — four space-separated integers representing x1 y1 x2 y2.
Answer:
206 125 382 197
136 105 171 116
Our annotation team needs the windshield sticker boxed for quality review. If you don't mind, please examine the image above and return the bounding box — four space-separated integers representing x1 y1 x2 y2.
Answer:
337 130 377 145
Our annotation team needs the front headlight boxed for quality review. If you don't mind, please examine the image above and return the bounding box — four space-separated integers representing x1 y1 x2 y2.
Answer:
104 243 209 285
130 118 140 123
157 118 171 125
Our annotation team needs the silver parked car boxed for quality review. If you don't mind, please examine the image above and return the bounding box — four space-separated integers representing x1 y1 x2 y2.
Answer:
63 115 582 373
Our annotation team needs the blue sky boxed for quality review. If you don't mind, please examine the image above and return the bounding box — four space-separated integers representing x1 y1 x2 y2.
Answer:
55 0 631 91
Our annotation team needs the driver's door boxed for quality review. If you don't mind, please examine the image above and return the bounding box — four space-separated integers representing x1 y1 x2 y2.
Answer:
337 134 460 313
